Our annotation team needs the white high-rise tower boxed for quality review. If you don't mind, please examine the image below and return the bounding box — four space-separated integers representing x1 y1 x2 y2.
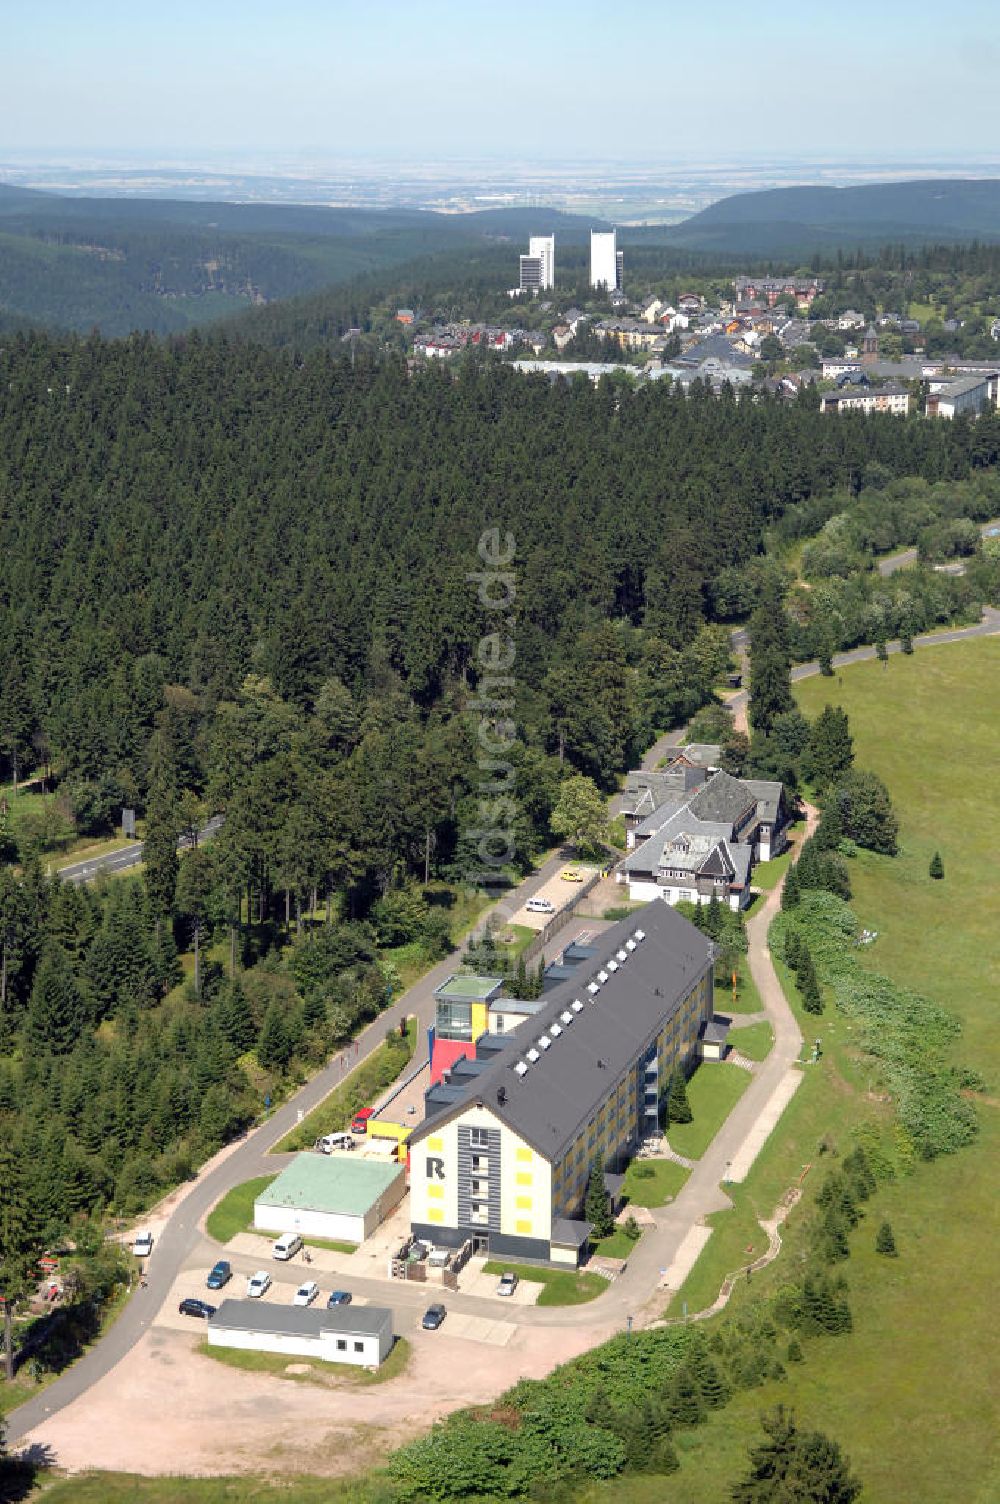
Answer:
590 229 621 291
518 234 555 293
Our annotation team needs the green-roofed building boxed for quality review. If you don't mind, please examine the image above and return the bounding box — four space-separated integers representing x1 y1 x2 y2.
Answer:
253 1153 406 1244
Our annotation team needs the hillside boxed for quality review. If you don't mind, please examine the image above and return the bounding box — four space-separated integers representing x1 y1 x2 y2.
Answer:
664 177 1000 254
0 187 598 335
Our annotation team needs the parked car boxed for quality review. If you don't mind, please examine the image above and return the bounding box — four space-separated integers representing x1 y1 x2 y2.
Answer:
422 1303 447 1330
327 1290 353 1307
132 1231 153 1258
525 896 554 914
427 1247 451 1268
247 1270 271 1298
350 1107 375 1135
272 1232 303 1261
178 1298 216 1319
293 1281 319 1307
496 1271 519 1297
560 869 584 882
317 1132 354 1153
206 1260 232 1290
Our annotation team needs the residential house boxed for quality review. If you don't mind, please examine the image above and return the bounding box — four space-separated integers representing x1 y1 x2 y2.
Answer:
616 769 789 910
820 385 912 416
552 325 574 351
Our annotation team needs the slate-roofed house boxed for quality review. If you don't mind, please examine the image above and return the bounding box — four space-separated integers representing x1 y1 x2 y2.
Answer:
616 769 789 910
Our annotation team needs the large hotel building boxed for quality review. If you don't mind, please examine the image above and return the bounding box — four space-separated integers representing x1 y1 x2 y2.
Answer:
408 901 713 1265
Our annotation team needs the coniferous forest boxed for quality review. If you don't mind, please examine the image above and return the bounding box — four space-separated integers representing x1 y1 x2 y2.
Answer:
2 328 1000 1264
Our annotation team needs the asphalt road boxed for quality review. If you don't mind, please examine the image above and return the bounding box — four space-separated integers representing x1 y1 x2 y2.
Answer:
57 816 224 886
878 518 1000 577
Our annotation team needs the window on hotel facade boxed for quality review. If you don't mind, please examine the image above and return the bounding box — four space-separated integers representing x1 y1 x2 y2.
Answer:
436 1000 473 1040
470 1127 489 1149
471 1204 488 1225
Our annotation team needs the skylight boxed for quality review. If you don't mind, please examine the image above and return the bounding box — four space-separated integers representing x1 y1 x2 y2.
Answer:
606 958 619 972
537 1035 551 1050
560 1010 574 1024
634 928 646 941
587 981 600 995
526 1047 540 1063
550 1022 563 1037
597 970 609 983
625 939 637 952
616 948 628 962
571 999 584 1013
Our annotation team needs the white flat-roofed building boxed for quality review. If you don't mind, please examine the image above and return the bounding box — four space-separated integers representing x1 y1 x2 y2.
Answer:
519 234 554 293
820 384 912 416
591 229 620 291
207 1299 393 1367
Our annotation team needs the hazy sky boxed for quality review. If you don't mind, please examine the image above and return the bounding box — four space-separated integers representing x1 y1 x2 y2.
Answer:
5 0 1000 158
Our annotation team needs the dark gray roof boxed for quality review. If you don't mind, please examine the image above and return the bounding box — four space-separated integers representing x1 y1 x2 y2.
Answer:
209 1299 392 1338
410 903 712 1163
551 1217 593 1247
742 779 786 824
700 1018 730 1044
689 770 756 825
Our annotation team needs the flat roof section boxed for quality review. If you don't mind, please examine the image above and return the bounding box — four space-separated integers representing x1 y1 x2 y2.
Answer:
434 974 505 1001
256 1153 403 1217
210 1299 392 1337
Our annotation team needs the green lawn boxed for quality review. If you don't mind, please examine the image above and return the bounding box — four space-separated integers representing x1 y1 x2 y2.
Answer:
622 1156 690 1207
714 955 764 1015
481 1260 606 1307
205 1175 277 1244
197 1335 410 1386
646 636 1000 1500
729 1019 773 1061
274 1020 416 1153
38 1474 381 1503
591 1226 642 1260
666 1063 752 1161
493 922 535 958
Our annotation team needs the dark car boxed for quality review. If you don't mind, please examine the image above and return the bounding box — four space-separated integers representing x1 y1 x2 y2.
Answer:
179 1298 216 1319
206 1260 232 1291
327 1290 353 1307
421 1303 447 1330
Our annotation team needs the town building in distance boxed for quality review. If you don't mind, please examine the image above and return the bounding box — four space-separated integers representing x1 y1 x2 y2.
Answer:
591 229 623 291
518 234 555 293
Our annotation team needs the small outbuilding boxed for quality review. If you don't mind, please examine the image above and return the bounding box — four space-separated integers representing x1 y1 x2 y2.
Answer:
254 1153 405 1244
207 1298 393 1367
699 1016 730 1061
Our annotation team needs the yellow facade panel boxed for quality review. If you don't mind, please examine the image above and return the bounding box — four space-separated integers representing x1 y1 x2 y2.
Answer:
515 1219 532 1234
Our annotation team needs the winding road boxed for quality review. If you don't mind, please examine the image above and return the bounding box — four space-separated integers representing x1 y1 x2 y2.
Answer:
9 606 999 1448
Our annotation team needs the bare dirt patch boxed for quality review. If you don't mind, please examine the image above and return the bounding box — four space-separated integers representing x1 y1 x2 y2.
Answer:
23 1322 610 1479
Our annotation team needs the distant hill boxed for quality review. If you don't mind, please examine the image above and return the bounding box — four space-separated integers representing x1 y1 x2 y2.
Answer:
0 188 599 335
663 178 1000 254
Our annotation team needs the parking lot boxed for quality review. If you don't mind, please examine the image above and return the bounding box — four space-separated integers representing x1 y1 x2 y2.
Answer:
507 862 599 930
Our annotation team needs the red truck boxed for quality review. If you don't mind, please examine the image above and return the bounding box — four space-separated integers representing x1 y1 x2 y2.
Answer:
350 1107 375 1135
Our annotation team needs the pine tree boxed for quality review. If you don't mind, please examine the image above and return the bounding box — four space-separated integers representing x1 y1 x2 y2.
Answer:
665 1364 705 1427
783 926 803 971
257 1000 292 1070
706 890 723 939
875 1220 898 1257
143 779 180 922
26 944 88 1055
781 864 801 910
585 1158 614 1238
786 1338 804 1363
796 947 823 1015
667 1065 693 1124
731 1406 862 1503
929 850 944 880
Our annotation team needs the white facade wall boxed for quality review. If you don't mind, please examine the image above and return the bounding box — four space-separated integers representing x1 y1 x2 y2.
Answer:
253 1202 365 1242
410 1103 553 1248
528 235 555 290
207 1323 390 1367
591 230 618 290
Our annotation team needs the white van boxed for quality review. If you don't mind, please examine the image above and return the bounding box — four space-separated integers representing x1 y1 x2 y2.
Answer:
525 896 554 914
272 1232 303 1261
427 1246 451 1268
317 1132 354 1154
